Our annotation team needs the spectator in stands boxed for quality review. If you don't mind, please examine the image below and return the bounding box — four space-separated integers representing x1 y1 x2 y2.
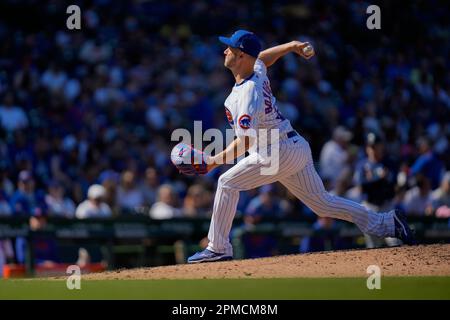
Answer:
238 185 290 258
410 137 444 189
0 191 12 216
319 126 353 189
99 169 120 214
29 213 60 266
0 162 14 197
45 180 76 218
244 185 287 225
140 167 160 206
10 171 45 217
75 184 112 219
149 184 182 219
403 175 433 216
429 172 450 218
354 133 397 209
299 217 351 253
0 92 28 132
116 170 144 213
13 60 39 99
10 171 48 264
354 133 399 247
183 184 213 218
241 185 284 257
331 145 360 200
236 188 260 216
40 63 67 94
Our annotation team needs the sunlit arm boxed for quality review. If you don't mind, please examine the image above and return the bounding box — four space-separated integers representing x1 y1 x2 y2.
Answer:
258 40 314 67
206 135 255 171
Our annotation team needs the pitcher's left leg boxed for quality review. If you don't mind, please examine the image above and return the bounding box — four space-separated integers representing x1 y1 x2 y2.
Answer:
280 162 395 238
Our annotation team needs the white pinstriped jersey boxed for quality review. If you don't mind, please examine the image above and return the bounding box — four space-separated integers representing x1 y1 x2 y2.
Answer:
224 59 294 139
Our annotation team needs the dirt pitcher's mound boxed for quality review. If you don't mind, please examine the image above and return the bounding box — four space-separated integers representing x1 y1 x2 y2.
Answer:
83 244 450 280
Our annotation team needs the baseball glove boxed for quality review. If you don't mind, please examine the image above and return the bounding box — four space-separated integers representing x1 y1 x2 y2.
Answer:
171 143 208 176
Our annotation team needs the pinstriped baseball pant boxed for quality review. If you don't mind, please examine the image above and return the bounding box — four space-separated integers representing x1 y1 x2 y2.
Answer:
207 136 395 255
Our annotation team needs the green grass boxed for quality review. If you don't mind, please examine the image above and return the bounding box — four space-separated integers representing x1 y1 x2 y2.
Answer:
1 277 449 300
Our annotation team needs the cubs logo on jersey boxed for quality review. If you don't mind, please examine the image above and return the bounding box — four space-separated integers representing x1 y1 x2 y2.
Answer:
238 114 252 129
225 107 234 125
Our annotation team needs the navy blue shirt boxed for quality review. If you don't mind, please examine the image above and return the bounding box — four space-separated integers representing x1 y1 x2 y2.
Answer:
354 157 397 206
10 190 46 216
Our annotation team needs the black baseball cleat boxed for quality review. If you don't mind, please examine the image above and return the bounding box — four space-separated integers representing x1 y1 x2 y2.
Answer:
393 209 417 245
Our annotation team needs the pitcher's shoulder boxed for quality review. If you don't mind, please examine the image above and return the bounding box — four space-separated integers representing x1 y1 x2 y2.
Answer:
254 58 267 75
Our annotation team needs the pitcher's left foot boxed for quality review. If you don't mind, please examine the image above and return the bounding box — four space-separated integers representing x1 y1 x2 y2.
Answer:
393 209 417 245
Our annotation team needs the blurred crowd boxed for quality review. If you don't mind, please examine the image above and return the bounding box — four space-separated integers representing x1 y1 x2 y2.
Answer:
0 0 448 229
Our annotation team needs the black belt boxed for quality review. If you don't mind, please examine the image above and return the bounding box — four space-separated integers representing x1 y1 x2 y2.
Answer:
287 131 299 139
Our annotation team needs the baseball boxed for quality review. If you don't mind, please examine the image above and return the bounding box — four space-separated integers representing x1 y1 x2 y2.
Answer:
303 44 314 56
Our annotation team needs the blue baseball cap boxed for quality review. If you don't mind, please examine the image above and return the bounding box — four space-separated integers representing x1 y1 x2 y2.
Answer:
219 30 262 58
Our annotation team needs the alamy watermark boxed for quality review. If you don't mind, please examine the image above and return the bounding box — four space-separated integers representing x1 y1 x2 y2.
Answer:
366 265 381 290
366 5 381 30
66 5 81 30
66 265 81 290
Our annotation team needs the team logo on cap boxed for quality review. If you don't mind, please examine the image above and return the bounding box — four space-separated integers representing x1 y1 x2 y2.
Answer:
238 114 252 129
225 107 234 125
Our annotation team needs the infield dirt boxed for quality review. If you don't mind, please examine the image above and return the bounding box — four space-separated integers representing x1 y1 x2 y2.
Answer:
81 244 450 280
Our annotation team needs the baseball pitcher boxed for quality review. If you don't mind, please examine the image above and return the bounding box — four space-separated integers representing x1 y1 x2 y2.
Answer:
174 30 415 263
